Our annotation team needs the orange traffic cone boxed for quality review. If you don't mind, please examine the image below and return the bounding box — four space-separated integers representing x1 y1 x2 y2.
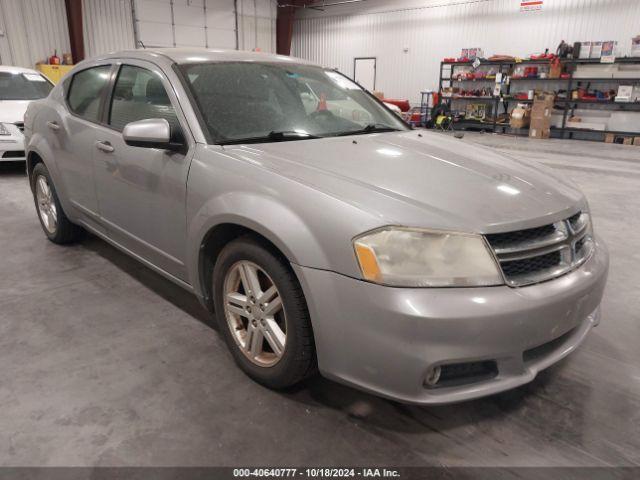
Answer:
316 92 328 111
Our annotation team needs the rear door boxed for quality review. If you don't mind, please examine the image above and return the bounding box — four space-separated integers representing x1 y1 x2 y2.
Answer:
51 64 113 230
92 60 193 281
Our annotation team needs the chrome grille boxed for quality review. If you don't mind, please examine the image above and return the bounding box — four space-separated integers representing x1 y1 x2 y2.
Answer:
485 212 594 287
501 250 562 278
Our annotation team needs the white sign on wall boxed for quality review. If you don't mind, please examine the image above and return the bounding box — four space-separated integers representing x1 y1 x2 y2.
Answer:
520 0 543 12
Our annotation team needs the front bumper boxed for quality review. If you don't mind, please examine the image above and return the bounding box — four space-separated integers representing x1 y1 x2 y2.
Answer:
293 236 609 405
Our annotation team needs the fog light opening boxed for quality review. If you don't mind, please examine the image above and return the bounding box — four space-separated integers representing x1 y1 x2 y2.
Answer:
424 366 441 387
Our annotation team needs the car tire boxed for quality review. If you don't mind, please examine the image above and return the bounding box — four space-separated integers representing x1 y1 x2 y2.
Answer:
31 162 82 244
212 236 317 389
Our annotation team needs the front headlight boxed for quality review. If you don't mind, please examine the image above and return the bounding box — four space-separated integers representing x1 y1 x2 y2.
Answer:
0 123 12 136
353 227 504 287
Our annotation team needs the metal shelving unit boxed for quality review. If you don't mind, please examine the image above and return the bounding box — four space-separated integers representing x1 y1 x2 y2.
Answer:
434 57 640 140
436 59 512 133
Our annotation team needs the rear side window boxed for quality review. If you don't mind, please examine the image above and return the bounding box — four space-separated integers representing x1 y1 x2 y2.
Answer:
67 65 111 122
108 65 179 132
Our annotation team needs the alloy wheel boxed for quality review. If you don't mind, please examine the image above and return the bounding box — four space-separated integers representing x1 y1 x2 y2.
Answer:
223 260 287 367
35 175 58 235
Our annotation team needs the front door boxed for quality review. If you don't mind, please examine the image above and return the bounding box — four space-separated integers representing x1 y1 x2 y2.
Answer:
93 61 193 281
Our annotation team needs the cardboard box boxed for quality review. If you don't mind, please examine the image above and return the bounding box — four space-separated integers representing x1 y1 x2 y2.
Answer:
615 85 633 102
579 41 592 59
529 127 550 139
529 94 553 139
549 62 562 79
510 105 531 129
534 92 555 104
531 104 552 120
531 93 555 111
632 36 640 57
530 120 551 137
601 41 617 63
529 94 554 134
530 116 550 129
605 134 638 145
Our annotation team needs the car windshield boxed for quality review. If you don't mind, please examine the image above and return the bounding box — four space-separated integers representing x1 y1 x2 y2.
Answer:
0 71 53 100
179 62 408 144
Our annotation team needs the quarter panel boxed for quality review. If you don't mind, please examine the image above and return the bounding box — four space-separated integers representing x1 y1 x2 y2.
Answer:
25 100 88 225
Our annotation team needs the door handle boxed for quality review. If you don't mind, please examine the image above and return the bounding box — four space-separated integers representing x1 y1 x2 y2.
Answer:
47 121 60 131
96 141 115 153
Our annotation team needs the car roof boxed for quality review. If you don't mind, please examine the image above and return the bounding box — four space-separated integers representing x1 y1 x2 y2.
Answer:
0 65 42 75
90 48 318 67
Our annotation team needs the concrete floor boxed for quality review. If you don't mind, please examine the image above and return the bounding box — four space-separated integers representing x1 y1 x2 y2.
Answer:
0 133 639 467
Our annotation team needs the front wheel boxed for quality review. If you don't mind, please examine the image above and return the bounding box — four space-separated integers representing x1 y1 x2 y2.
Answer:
31 162 82 244
212 237 317 389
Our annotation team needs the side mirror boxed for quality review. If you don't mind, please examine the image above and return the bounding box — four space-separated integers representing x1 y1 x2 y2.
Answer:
123 118 183 151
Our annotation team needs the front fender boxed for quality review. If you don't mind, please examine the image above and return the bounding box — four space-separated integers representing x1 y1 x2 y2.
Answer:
185 146 386 302
186 191 332 301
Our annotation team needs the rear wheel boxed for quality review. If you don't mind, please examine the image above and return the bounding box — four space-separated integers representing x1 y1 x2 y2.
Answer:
212 236 316 388
31 162 82 244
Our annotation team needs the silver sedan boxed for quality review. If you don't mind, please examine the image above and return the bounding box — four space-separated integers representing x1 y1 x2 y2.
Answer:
24 49 608 405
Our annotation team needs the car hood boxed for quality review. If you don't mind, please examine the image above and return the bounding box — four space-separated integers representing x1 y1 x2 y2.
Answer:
224 131 585 233
0 100 30 123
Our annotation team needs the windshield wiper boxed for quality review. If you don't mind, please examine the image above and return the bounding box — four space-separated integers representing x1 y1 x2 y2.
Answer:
219 130 321 145
332 123 402 137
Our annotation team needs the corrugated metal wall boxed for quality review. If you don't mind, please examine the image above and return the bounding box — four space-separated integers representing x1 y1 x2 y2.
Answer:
0 0 70 67
83 0 136 58
292 0 640 103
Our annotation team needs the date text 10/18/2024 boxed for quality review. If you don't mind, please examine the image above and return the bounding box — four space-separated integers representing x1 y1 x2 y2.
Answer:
233 468 401 478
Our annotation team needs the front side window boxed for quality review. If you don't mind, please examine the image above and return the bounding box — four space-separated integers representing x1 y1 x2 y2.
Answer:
67 65 111 122
179 62 408 144
109 65 179 132
0 71 53 100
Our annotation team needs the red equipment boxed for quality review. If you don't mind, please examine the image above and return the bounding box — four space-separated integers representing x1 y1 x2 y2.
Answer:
382 98 410 112
49 50 60 65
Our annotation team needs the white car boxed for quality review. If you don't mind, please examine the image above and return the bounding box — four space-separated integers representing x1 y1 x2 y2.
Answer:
0 66 53 161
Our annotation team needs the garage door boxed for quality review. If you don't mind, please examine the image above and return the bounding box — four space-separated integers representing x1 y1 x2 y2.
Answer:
133 0 276 52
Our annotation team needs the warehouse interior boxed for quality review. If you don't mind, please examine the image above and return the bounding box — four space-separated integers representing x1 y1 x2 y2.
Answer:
0 0 639 475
